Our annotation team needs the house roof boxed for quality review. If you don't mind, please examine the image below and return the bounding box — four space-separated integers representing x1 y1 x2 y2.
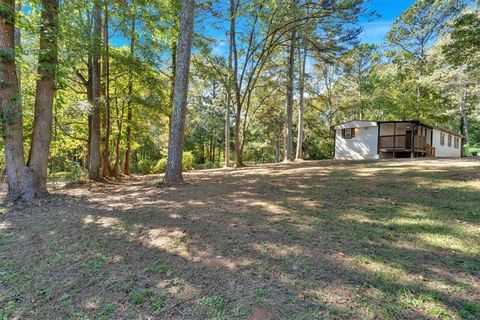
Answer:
333 121 378 130
333 120 463 137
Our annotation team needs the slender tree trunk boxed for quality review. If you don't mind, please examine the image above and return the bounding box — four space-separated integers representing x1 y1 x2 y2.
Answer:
163 0 195 185
295 45 307 161
112 96 124 175
88 0 102 180
460 89 468 144
415 83 421 117
212 142 215 163
27 0 59 195
0 0 31 201
283 30 295 162
124 13 135 175
167 39 177 136
101 4 111 177
86 51 93 171
229 0 244 167
225 91 230 167
275 130 280 162
14 2 21 93
225 35 233 168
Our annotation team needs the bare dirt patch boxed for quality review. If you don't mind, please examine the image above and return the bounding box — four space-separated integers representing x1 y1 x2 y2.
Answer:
1 159 479 319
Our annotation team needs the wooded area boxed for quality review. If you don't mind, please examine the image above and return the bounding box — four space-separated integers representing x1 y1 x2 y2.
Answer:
0 0 479 201
1 1 480 318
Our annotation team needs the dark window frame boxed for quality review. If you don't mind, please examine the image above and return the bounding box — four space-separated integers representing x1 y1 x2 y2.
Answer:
342 128 355 140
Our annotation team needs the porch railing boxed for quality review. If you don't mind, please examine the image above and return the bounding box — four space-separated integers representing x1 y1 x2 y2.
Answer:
379 134 428 151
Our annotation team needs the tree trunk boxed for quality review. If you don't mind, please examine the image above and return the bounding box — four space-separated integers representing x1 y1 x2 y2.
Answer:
212 142 216 163
163 0 195 185
86 51 93 171
14 2 21 93
27 0 59 195
112 96 124 176
225 91 230 167
295 45 307 161
283 30 295 162
460 89 468 144
415 83 421 117
88 0 102 181
229 0 244 167
275 128 281 162
169 40 176 130
0 0 31 201
124 13 135 175
101 4 111 177
225 49 232 167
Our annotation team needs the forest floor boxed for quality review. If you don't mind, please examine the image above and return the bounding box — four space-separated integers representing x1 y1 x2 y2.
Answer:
1 158 480 320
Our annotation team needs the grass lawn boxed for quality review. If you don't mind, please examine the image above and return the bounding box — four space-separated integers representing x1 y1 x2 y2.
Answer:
1 159 479 319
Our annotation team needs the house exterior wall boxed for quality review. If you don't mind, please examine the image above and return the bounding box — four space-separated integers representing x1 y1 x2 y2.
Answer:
431 129 462 157
335 126 379 160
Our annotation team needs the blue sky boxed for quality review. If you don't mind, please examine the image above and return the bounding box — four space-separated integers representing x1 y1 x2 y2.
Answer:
359 0 416 44
111 0 417 50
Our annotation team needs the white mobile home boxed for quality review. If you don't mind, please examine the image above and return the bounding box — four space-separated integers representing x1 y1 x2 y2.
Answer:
333 120 463 160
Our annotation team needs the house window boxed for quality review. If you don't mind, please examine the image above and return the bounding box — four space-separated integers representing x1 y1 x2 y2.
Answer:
454 137 460 149
440 133 445 146
448 134 452 147
342 128 355 139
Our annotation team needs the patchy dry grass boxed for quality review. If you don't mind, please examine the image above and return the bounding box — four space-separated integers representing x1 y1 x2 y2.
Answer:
1 158 479 319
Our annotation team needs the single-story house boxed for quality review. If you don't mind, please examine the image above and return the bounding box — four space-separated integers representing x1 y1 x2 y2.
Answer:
333 120 463 160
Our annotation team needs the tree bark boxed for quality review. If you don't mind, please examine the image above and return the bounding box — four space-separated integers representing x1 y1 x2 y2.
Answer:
124 13 135 175
163 0 195 185
283 30 295 162
0 0 32 201
112 95 124 175
460 89 468 144
27 0 59 195
88 0 102 181
14 2 21 93
101 4 111 177
229 0 244 167
295 45 307 161
225 18 233 168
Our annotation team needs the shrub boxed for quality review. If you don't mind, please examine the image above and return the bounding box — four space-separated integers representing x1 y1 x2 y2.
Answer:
66 162 85 181
151 152 195 174
194 161 221 170
152 158 168 174
465 143 480 157
137 159 155 174
182 151 195 171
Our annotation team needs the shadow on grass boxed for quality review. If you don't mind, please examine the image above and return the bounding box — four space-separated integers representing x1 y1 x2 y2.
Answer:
1 159 479 319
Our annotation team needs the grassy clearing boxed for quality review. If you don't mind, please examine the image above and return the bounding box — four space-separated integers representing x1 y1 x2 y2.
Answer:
1 159 479 319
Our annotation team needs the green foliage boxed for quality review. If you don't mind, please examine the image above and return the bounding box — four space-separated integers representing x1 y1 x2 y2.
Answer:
130 289 152 305
194 161 221 170
1 0 478 181
152 152 194 174
66 163 85 181
182 151 194 171
152 294 167 314
444 9 480 68
152 158 168 174
100 303 117 317
198 295 228 318
459 302 479 319
137 159 156 175
145 261 173 276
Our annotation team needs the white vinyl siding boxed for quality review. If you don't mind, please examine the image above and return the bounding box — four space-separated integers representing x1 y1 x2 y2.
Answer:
432 129 462 157
335 126 379 160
